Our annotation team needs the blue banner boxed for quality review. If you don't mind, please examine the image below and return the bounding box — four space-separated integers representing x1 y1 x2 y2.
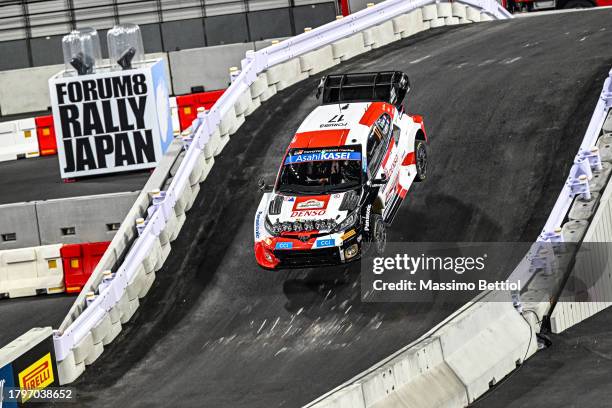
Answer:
0 363 17 408
151 59 173 154
284 151 361 165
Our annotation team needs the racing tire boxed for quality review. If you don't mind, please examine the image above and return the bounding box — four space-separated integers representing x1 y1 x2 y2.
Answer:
414 139 428 182
365 214 386 255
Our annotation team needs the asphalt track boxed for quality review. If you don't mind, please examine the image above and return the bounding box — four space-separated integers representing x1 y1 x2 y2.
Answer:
58 10 612 408
0 295 74 349
0 155 149 205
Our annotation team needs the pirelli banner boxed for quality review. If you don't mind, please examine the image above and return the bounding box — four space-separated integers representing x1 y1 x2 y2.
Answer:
0 328 59 407
49 59 173 179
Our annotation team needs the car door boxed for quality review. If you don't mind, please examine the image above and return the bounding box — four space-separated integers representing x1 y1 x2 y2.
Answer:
379 118 402 205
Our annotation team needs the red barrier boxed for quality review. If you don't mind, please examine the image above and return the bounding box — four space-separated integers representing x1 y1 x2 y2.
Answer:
60 241 110 294
177 90 225 131
340 0 349 16
35 115 58 156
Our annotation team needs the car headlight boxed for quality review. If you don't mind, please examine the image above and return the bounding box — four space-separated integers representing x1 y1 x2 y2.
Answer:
333 211 358 233
264 217 282 236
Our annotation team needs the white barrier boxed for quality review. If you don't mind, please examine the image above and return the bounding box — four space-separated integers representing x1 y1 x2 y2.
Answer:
169 96 181 137
550 118 612 333
511 69 612 327
0 244 64 298
392 9 426 38
0 118 39 162
48 0 510 385
306 293 536 408
299 45 337 75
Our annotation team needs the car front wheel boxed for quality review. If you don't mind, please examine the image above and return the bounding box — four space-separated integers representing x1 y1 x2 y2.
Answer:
362 213 387 256
415 139 427 182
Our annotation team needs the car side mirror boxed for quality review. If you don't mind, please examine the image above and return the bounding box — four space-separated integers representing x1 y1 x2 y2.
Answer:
258 178 273 192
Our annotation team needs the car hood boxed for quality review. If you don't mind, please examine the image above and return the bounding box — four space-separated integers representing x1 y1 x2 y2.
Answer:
268 192 350 224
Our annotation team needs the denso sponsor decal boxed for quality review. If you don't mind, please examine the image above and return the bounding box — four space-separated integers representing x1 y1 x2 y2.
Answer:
18 353 54 402
275 241 293 250
315 238 335 248
291 210 326 217
284 151 361 164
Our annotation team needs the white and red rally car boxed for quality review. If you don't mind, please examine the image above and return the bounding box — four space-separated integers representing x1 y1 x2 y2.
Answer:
254 71 428 269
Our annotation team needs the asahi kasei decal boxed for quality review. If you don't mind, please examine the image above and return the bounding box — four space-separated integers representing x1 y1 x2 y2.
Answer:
49 59 172 178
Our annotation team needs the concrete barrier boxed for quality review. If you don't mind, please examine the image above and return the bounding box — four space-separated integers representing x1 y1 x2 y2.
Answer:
392 9 426 39
531 84 612 334
265 58 309 91
436 2 452 17
299 45 337 75
437 294 536 403
550 173 612 333
467 6 482 22
169 43 254 94
0 244 64 298
430 17 446 28
362 20 399 50
421 4 438 20
36 192 139 245
0 193 137 250
452 2 467 18
0 202 40 250
0 64 61 115
306 293 537 408
365 337 466 408
331 33 368 62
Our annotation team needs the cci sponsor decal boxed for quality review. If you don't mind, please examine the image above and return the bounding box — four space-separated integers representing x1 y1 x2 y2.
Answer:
275 241 293 250
284 151 361 164
315 238 335 248
18 353 54 402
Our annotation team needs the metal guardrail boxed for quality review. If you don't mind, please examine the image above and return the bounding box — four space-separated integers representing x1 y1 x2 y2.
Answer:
52 0 512 361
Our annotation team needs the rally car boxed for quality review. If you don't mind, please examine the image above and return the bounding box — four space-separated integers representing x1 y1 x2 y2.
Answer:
254 71 428 269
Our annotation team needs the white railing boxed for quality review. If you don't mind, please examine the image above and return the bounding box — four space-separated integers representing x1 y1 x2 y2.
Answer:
53 0 511 361
509 68 612 289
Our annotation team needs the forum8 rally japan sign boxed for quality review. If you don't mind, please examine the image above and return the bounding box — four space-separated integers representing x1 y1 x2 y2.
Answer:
49 59 173 179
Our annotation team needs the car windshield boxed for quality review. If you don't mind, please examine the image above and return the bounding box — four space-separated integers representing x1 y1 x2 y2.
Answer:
277 146 362 195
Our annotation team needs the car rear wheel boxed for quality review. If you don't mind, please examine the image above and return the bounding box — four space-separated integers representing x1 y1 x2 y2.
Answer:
415 139 427 182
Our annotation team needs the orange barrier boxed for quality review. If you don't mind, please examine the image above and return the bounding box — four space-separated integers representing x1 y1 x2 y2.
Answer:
60 242 110 294
176 90 225 131
35 115 58 156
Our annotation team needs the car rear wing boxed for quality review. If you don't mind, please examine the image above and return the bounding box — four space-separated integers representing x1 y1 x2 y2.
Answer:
316 71 410 107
